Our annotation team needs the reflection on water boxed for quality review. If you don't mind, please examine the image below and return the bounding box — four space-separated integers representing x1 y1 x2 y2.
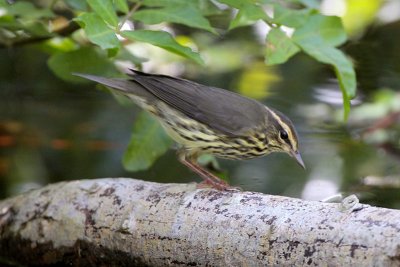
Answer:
1 20 400 209
313 81 363 106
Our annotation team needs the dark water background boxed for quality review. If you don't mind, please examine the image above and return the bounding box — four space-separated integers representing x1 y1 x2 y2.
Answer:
1 19 400 208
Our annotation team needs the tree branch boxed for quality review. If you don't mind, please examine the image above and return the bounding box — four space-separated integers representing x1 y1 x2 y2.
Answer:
0 178 399 266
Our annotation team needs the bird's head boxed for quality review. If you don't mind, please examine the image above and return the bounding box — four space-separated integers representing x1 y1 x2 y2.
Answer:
265 107 305 169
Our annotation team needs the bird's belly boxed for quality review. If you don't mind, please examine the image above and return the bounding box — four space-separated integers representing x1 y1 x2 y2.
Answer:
160 120 268 160
155 104 269 160
160 119 219 148
202 138 270 160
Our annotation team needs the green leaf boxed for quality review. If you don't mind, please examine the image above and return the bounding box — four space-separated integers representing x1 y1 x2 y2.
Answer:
122 30 204 65
74 13 120 56
141 0 197 7
291 13 354 119
87 0 119 27
116 47 148 65
39 37 77 54
123 111 173 171
47 47 118 82
218 0 254 9
197 154 221 170
265 28 300 65
298 0 320 8
296 41 356 119
292 14 347 47
196 0 223 16
229 3 270 30
6 1 54 19
64 0 88 10
140 0 222 16
272 5 313 28
133 5 217 34
0 18 50 37
282 0 319 8
114 0 129 13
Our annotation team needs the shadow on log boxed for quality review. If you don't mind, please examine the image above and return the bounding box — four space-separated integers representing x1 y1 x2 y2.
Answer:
0 178 399 266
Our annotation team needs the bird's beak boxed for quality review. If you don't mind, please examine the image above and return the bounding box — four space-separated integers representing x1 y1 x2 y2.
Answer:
290 150 306 169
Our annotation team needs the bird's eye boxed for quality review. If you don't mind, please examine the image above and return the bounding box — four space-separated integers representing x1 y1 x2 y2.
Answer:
280 130 288 140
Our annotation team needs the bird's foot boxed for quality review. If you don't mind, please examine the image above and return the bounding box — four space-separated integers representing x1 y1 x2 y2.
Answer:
196 179 242 191
178 152 241 191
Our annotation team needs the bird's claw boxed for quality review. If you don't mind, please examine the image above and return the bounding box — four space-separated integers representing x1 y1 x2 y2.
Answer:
196 180 242 191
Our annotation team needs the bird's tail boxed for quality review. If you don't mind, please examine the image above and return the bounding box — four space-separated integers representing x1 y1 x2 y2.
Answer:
73 73 132 92
73 73 157 111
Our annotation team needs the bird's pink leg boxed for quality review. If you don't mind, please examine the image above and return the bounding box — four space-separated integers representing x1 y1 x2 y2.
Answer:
178 151 232 190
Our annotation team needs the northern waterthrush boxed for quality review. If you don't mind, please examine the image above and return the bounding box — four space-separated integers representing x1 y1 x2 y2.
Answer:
75 70 305 190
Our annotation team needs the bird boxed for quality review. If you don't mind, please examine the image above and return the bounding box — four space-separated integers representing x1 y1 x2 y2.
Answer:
74 70 305 190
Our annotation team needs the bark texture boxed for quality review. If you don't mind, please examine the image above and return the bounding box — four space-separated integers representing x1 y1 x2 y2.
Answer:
0 178 399 266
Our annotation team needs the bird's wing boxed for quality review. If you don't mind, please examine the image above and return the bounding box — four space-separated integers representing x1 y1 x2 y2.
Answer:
129 70 266 136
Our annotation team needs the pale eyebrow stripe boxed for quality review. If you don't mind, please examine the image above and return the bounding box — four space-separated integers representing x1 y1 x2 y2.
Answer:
265 107 298 149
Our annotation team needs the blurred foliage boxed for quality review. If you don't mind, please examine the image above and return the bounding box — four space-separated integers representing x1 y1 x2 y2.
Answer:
123 111 173 171
342 0 381 36
0 0 357 172
237 62 280 99
350 89 400 146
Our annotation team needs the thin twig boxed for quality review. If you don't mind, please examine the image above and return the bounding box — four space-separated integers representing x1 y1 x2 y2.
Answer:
117 1 142 33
